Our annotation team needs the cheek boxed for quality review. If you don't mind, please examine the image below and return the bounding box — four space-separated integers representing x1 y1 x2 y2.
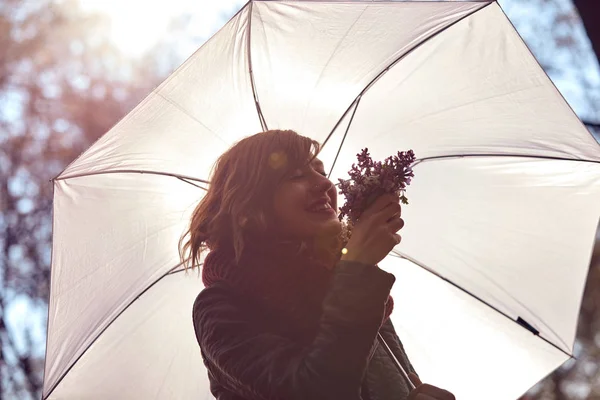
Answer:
273 184 308 217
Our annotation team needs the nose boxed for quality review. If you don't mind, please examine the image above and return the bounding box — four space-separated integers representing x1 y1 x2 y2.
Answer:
312 175 334 193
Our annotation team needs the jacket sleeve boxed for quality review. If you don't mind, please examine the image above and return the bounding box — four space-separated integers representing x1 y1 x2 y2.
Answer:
379 318 418 376
193 260 396 400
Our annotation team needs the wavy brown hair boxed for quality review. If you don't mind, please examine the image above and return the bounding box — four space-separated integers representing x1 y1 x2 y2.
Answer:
179 129 323 269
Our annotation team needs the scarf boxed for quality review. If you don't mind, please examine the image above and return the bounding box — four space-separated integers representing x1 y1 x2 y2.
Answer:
202 240 394 336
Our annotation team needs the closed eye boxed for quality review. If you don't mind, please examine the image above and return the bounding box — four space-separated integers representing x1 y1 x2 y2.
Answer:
288 170 304 180
290 168 327 179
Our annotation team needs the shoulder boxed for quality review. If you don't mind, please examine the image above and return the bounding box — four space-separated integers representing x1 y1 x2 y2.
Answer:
192 283 243 344
192 282 266 330
194 281 232 304
193 282 237 319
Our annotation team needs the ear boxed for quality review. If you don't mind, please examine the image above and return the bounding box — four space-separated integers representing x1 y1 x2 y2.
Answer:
240 210 268 233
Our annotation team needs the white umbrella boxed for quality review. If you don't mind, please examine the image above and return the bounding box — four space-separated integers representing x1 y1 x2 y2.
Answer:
42 1 600 399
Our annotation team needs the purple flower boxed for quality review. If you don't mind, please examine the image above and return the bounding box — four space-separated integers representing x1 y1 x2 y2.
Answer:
338 148 415 223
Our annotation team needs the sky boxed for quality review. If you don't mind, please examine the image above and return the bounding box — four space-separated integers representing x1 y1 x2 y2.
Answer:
4 0 600 394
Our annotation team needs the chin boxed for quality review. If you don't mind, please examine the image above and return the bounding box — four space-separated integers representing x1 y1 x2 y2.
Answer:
316 219 342 236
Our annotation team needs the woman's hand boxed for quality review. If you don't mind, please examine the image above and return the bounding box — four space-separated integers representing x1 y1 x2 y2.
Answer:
408 373 456 400
340 193 404 266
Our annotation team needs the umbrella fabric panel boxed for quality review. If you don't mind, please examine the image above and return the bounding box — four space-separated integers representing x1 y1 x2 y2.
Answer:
47 271 209 400
42 0 600 398
344 2 600 164
44 174 201 398
48 256 569 400
323 0 600 355
250 1 488 137
379 256 568 400
331 154 600 355
388 156 599 354
45 244 573 400
59 1 489 182
59 5 261 182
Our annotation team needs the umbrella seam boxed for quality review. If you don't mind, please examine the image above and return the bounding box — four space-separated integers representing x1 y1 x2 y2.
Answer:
301 7 368 126
154 92 229 146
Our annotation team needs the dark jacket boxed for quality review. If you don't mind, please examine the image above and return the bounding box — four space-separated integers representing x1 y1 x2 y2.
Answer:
192 260 417 400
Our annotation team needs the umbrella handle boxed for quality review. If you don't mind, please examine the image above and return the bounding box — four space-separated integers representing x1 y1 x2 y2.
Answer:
377 332 416 391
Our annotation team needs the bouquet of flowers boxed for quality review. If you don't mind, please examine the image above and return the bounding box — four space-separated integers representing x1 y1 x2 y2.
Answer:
337 148 416 243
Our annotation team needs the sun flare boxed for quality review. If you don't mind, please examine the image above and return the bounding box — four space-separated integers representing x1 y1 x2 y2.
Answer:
77 0 243 56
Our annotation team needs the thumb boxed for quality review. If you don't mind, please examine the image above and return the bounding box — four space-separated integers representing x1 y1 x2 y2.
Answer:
409 372 422 387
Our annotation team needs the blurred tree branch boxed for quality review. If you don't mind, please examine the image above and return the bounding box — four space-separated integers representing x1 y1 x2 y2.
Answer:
583 120 600 130
572 0 600 67
0 1 167 398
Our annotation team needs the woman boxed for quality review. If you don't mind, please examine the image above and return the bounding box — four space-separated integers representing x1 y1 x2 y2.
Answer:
181 130 455 400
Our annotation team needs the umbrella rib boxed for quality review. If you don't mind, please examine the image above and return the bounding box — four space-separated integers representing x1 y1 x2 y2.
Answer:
333 153 600 188
320 1 493 151
178 177 209 191
53 169 210 186
42 265 191 399
327 97 361 178
247 1 269 131
411 153 600 167
389 250 574 358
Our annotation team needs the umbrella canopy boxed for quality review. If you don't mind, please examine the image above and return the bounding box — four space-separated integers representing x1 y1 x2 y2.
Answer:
43 1 600 399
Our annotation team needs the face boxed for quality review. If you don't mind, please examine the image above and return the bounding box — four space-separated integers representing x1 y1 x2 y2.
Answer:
271 158 341 240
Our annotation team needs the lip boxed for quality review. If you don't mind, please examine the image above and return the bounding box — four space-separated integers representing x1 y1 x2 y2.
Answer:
306 197 337 218
306 197 333 211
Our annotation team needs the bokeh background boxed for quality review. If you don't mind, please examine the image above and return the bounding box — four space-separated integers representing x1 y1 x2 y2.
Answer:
1 0 599 399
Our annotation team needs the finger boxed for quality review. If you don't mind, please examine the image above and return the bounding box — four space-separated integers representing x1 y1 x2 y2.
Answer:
408 388 437 400
364 193 400 218
387 216 404 233
385 207 402 223
409 372 422 387
418 384 456 400
375 201 401 223
413 395 438 400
